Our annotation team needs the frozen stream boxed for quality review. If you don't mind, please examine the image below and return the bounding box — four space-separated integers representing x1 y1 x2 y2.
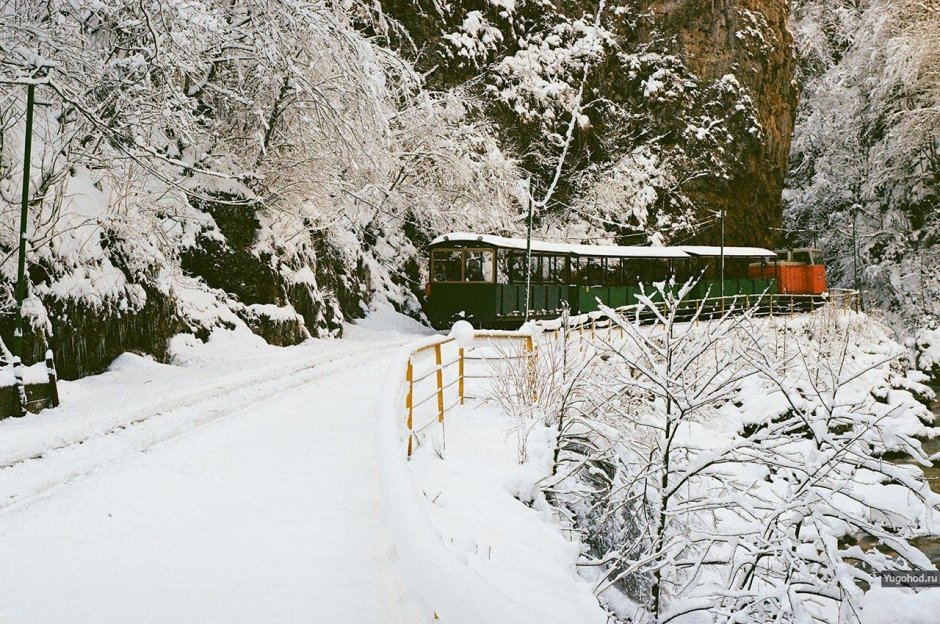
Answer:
888 383 940 566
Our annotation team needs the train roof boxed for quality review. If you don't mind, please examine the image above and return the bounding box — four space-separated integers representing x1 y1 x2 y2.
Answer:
678 245 777 258
430 232 687 258
430 232 777 259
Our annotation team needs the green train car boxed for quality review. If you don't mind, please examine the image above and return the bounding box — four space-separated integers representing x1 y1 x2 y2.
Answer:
423 232 780 329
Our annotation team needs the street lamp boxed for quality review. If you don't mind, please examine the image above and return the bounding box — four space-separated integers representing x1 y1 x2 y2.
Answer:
705 209 726 299
719 209 725 299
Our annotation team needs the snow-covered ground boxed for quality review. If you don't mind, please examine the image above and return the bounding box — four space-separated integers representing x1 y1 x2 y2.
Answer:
395 402 610 623
5 304 938 624
0 310 430 623
0 307 608 623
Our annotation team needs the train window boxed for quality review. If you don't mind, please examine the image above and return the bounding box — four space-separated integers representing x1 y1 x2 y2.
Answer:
621 259 638 284
532 256 565 284
432 250 463 282
508 253 526 283
496 250 510 284
649 258 669 282
581 257 605 285
605 258 622 285
793 251 813 265
465 250 494 282
529 255 542 283
505 253 567 283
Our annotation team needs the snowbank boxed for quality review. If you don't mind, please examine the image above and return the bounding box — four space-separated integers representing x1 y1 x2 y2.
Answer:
373 339 608 622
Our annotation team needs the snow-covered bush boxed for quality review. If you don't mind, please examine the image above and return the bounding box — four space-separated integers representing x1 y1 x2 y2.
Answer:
539 283 940 623
489 306 599 464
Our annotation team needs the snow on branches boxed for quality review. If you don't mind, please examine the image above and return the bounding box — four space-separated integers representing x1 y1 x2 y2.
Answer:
0 0 524 363
786 0 940 335
517 284 939 623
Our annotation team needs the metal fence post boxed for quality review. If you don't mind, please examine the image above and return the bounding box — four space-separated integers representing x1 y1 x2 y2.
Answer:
435 343 445 423
458 347 465 405
13 82 36 418
406 360 414 458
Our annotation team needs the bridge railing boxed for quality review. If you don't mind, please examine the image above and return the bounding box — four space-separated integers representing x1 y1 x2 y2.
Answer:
402 290 860 458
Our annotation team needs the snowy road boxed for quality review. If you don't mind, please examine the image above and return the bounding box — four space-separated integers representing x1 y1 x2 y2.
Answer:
0 319 421 623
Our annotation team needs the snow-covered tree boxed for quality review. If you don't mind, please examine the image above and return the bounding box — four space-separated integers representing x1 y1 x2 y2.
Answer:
539 284 940 623
0 1 525 375
786 0 940 333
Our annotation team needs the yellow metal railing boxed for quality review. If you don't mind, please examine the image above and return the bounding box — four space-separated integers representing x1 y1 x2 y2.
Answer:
404 331 534 458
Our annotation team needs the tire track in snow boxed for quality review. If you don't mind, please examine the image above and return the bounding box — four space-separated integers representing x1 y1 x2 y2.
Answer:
0 340 406 515
0 338 406 471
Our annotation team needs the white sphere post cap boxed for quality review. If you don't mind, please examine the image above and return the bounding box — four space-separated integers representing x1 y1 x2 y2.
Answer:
449 320 475 348
518 321 543 337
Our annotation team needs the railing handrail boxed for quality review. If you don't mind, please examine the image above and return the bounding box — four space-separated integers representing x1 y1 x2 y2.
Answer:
404 330 534 457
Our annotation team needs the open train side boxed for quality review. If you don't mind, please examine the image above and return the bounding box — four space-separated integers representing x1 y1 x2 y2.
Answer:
422 232 828 329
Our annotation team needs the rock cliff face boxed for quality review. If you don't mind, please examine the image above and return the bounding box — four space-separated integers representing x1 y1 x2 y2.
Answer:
648 0 798 246
378 0 798 246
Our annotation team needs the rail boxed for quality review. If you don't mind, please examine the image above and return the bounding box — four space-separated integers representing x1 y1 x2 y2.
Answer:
404 331 534 457
402 290 860 458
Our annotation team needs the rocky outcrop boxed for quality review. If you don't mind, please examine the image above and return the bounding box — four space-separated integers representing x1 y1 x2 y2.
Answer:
648 0 798 247
377 0 798 247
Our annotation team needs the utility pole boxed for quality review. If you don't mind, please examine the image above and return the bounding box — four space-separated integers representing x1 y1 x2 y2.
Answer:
852 205 862 311
523 179 534 322
852 212 858 291
719 209 725 300
13 82 36 416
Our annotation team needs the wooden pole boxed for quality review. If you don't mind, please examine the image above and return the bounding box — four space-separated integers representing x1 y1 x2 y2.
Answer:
525 335 537 402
